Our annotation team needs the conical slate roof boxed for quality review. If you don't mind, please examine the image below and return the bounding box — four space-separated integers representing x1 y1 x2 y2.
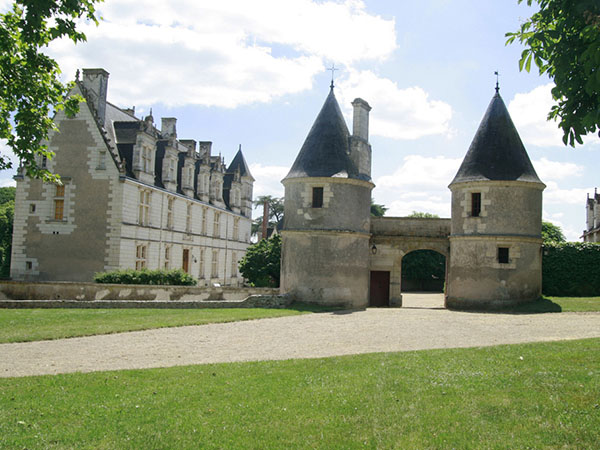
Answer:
450 90 542 185
228 147 254 181
284 88 357 179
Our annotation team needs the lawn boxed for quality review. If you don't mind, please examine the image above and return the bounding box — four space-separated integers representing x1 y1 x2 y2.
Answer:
0 338 598 449
0 306 330 344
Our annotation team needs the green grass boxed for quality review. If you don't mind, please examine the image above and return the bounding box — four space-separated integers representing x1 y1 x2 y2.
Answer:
510 296 600 313
0 338 598 449
0 305 331 344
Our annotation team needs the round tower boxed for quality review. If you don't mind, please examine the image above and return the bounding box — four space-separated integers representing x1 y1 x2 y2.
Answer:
280 86 374 308
447 87 545 310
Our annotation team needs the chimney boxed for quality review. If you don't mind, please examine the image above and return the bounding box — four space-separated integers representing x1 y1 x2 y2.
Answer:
161 117 177 139
198 141 212 160
351 98 371 141
81 68 109 125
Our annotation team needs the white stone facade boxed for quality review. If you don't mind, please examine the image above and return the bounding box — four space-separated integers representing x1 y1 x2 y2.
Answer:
10 68 253 285
583 189 600 243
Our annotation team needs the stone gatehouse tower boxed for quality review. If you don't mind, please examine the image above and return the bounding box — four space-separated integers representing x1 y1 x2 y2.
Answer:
281 84 544 310
280 86 374 308
446 88 545 309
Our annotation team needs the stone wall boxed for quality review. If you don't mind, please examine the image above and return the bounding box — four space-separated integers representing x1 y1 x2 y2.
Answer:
0 281 281 304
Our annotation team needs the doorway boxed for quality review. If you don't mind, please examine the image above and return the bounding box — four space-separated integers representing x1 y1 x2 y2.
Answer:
369 271 390 307
182 249 190 273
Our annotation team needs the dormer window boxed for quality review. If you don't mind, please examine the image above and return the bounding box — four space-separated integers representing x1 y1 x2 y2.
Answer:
312 187 323 208
471 192 481 217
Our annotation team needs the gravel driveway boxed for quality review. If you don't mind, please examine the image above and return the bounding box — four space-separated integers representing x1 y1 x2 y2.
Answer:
1 294 599 378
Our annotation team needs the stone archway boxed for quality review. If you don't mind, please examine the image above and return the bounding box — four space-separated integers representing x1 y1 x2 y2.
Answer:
401 249 446 293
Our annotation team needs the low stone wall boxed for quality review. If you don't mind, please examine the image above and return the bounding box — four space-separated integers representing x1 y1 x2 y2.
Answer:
0 281 288 308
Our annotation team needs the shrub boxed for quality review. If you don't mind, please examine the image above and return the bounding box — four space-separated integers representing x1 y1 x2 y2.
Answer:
94 269 197 286
542 242 600 296
239 234 281 287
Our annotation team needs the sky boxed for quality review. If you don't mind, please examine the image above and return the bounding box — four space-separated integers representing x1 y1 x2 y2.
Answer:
1 0 598 240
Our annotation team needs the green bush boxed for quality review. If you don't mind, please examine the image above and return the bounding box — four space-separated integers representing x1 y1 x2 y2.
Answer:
542 242 600 296
239 234 281 287
94 269 197 286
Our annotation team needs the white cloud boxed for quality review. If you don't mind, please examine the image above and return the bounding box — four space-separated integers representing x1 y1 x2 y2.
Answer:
376 155 461 189
48 0 396 109
543 181 592 205
532 157 584 181
508 84 570 148
337 70 453 140
249 163 287 199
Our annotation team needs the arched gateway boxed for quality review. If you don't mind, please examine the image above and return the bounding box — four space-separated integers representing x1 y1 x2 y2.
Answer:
280 83 544 311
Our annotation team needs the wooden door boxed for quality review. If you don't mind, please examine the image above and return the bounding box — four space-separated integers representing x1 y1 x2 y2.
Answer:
182 249 190 273
370 271 390 307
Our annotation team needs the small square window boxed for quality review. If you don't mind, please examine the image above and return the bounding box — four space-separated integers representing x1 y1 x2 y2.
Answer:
498 247 509 264
471 192 481 217
29 204 36 213
26 261 33 270
312 187 323 208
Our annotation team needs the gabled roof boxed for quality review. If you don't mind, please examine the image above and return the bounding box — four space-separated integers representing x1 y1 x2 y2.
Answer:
228 147 254 181
284 88 357 180
450 90 543 185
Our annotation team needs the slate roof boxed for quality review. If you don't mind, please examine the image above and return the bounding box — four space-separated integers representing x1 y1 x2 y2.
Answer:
450 91 543 185
228 147 254 181
284 88 357 180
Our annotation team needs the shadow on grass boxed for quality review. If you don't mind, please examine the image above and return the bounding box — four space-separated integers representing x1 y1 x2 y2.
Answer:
286 302 347 313
500 297 562 314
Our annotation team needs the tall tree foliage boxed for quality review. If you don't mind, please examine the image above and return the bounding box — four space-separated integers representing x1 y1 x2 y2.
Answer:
252 195 284 236
0 0 102 181
541 221 566 244
370 200 387 217
0 186 15 277
506 0 600 146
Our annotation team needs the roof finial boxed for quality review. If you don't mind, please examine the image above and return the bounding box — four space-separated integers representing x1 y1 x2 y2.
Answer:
238 144 242 151
328 63 339 90
494 71 500 94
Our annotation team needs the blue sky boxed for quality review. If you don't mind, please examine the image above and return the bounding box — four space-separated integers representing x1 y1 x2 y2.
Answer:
1 0 597 240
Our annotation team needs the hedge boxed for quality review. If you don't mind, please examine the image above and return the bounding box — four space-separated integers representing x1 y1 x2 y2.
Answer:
94 268 197 286
542 242 600 296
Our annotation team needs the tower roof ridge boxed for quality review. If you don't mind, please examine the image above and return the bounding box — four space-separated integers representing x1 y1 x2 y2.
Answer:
284 88 357 180
450 91 542 185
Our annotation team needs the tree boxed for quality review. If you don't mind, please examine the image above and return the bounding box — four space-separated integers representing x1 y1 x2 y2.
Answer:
252 195 284 235
370 200 387 217
506 0 600 146
542 221 566 244
0 0 102 181
0 187 15 277
407 211 439 218
238 234 281 287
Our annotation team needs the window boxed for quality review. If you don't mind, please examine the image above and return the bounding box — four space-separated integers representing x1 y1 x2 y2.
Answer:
54 184 65 220
198 249 205 279
164 246 170 269
231 251 237 277
138 189 151 225
26 261 33 271
233 218 239 240
498 247 509 264
213 212 220 237
142 147 152 173
169 159 175 180
201 207 207 234
29 204 36 214
211 249 219 278
186 203 192 233
136 244 147 270
312 187 323 208
97 150 106 170
167 197 174 229
471 192 481 217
